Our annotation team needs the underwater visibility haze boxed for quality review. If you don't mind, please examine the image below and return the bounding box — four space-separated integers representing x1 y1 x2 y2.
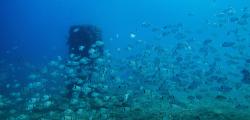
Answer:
1 0 250 119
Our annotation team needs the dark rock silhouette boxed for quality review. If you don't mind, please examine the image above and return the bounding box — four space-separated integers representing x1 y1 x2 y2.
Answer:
66 25 104 99
67 25 103 60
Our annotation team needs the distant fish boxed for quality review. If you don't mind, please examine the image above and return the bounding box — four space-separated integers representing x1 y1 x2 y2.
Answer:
203 39 213 45
161 31 170 37
215 95 227 101
187 12 195 17
187 81 200 90
216 85 233 93
241 13 250 19
167 95 187 109
195 94 203 100
78 46 85 51
244 95 250 100
230 17 239 22
163 25 171 29
226 29 238 36
242 7 249 12
235 104 249 110
130 33 136 38
141 22 151 28
246 59 250 63
187 96 195 101
175 33 186 40
226 60 239 65
209 75 227 83
238 19 248 25
0 59 5 64
175 56 183 63
222 42 235 47
151 27 160 32
241 69 250 84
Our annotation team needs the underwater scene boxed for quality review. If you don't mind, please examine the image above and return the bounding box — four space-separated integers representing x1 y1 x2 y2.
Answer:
1 0 250 120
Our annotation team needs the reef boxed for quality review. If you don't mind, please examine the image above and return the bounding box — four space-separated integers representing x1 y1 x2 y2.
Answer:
1 6 250 120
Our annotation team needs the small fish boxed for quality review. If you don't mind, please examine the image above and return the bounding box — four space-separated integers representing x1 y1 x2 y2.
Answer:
226 60 239 65
235 104 249 109
203 39 213 45
175 56 183 63
152 27 160 32
187 81 200 90
222 42 235 47
161 32 170 37
130 33 136 38
115 34 120 38
216 85 232 93
215 95 227 101
241 13 250 19
195 95 203 100
168 95 187 108
175 33 186 40
163 25 170 29
246 59 250 63
78 46 85 51
238 19 248 26
95 41 104 46
141 22 151 28
244 95 250 100
209 76 227 83
187 12 195 17
241 69 250 84
230 17 239 22
187 96 195 101
73 28 80 32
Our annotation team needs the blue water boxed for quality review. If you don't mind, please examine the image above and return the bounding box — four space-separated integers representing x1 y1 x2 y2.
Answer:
1 0 250 119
